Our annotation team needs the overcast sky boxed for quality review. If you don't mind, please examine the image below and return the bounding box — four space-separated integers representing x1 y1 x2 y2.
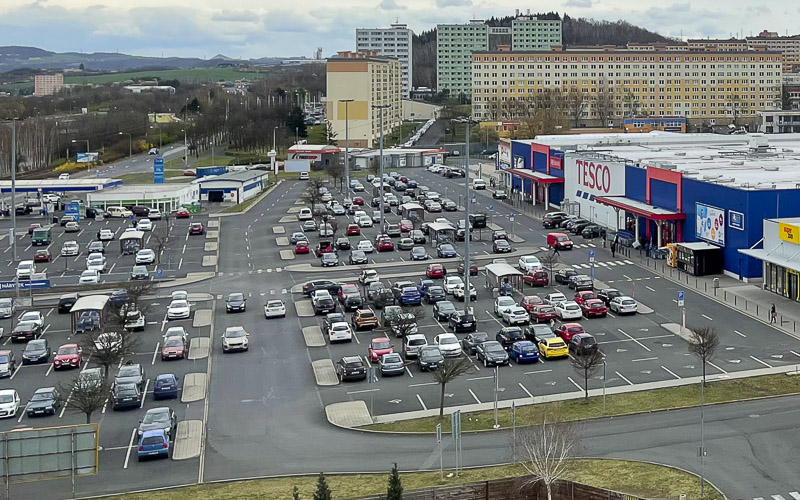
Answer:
1 0 797 59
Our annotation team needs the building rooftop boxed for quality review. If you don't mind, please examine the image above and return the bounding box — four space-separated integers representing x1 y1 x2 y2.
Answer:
90 184 194 196
197 170 267 183
532 131 800 191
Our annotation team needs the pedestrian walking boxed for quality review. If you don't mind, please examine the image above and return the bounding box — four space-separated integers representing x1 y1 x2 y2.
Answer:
549 318 555 330
552 245 560 257
770 303 777 324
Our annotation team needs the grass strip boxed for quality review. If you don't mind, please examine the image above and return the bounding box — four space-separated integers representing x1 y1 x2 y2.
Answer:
365 372 800 433
97 459 720 500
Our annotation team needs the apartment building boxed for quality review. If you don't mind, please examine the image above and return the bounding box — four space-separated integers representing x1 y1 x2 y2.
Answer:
34 73 64 96
690 31 800 73
511 16 562 50
326 51 403 148
356 23 413 97
470 47 783 126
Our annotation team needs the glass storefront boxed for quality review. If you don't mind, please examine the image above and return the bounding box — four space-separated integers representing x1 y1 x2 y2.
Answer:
765 262 800 302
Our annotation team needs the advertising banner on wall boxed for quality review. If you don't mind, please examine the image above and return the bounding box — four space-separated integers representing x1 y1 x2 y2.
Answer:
549 150 564 170
498 140 511 170
564 155 626 228
696 203 725 246
76 153 99 163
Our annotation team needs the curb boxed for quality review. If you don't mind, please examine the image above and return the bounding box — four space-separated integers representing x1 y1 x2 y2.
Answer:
210 179 284 218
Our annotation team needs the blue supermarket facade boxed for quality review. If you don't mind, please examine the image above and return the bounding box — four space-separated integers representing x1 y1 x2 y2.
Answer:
497 132 800 283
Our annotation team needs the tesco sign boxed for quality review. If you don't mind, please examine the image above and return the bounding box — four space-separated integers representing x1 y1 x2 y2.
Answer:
576 159 614 193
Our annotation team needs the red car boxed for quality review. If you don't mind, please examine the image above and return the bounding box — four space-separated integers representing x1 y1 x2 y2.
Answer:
294 241 310 254
161 337 186 360
377 238 394 252
580 299 608 318
189 222 204 235
523 270 549 286
573 291 597 305
399 176 409 183
519 295 543 312
33 249 51 262
530 304 556 323
368 337 394 363
53 343 81 370
352 197 365 206
426 263 445 278
399 219 414 232
458 261 478 276
175 208 191 218
28 223 41 235
555 323 585 342
338 284 360 302
346 224 361 236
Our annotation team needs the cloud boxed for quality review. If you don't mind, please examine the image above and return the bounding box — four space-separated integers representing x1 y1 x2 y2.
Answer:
564 0 592 7
379 0 406 9
436 0 472 7
212 10 261 23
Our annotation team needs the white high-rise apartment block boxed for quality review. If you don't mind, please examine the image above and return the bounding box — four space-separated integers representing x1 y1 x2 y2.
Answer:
356 23 413 97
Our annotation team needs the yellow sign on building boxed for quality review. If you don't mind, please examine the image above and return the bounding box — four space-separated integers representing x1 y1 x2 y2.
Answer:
779 222 800 244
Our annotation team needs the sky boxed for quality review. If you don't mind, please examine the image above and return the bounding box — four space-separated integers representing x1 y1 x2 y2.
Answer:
1 0 798 59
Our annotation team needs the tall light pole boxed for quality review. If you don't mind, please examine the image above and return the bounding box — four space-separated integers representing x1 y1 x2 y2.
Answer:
10 119 17 262
71 139 90 173
464 119 473 315
118 132 132 158
339 99 353 194
372 104 390 226
181 129 188 168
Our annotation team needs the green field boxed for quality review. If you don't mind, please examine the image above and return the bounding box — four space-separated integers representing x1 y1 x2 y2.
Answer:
64 67 270 86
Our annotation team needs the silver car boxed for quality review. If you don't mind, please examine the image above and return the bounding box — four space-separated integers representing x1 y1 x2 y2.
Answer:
379 353 405 376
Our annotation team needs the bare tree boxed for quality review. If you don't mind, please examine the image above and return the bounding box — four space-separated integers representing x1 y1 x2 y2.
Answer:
328 163 345 191
302 178 326 209
688 326 720 387
386 307 426 339
519 416 577 500
105 281 158 328
150 223 170 265
594 77 615 127
570 349 604 400
58 376 110 424
79 315 141 379
538 253 558 284
432 356 473 417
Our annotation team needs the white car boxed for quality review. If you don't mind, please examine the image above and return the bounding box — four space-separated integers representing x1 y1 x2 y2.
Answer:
358 216 373 228
443 276 464 295
609 296 638 315
222 326 249 352
358 270 379 285
321 192 333 202
357 240 374 253
148 209 162 220
58 173 70 180
167 300 191 320
518 255 542 272
163 326 188 343
0 390 20 418
136 219 153 231
86 254 107 273
16 260 35 280
328 322 353 342
298 208 313 221
98 229 114 241
79 270 100 284
19 311 44 329
124 310 146 331
494 296 516 317
136 249 156 265
452 282 477 301
543 292 567 306
171 290 189 302
501 306 530 325
353 210 367 222
61 241 79 256
264 300 286 318
555 300 583 320
433 333 462 357
42 193 60 203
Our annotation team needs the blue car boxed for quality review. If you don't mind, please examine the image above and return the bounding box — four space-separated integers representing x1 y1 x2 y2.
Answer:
153 374 179 400
399 287 422 306
407 180 418 188
417 279 436 297
109 289 129 307
137 429 170 461
437 244 457 258
509 341 539 363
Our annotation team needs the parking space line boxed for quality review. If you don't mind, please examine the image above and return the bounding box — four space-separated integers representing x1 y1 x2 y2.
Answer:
518 382 534 399
151 343 160 365
140 379 150 408
701 314 713 321
347 388 380 395
708 361 728 374
468 388 481 404
9 364 22 379
567 376 583 391
791 350 800 358
45 363 54 377
122 428 137 469
661 366 681 379
617 328 651 352
734 330 747 338
749 355 772 368
631 357 658 362
404 366 414 377
415 394 427 410
645 286 655 292
467 375 492 381
523 368 552 375
409 382 437 387
615 371 634 385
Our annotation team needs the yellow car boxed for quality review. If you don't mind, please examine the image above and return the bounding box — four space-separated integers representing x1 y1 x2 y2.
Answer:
538 338 569 359
351 308 379 330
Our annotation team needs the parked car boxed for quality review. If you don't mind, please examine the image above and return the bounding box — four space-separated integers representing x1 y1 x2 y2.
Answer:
26 387 60 417
569 333 599 356
609 296 638 315
154 374 180 399
336 356 367 382
461 332 490 355
448 311 477 333
417 346 444 371
597 288 623 305
509 341 539 363
537 337 569 359
496 327 525 350
524 270 549 287
555 323 586 342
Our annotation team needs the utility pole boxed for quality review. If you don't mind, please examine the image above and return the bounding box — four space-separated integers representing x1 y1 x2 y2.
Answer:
464 119 472 315
118 132 132 158
373 104 390 226
339 99 353 194
11 119 17 262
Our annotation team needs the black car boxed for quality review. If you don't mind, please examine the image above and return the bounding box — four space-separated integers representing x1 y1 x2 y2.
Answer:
568 274 594 291
335 237 351 250
58 293 79 313
493 240 512 253
432 300 457 321
22 339 50 364
349 250 368 265
581 224 606 239
342 295 363 312
572 221 593 234
425 286 446 304
313 296 337 315
461 332 490 355
417 346 444 371
554 268 579 284
565 218 589 232
496 327 525 350
336 356 367 381
137 407 178 440
410 247 429 260
111 382 142 410
442 200 458 211
372 289 396 309
569 333 599 356
60 215 77 226
27 387 61 417
448 312 477 333
88 241 105 254
321 253 339 267
302 280 341 296
542 215 567 229
468 213 487 228
455 227 472 242
446 168 465 178
11 322 42 342
15 206 31 216
476 340 509 367
226 292 247 313
109 289 129 306
525 324 557 343
322 312 346 335
597 288 623 305
115 363 146 391
492 230 508 241
437 244 457 258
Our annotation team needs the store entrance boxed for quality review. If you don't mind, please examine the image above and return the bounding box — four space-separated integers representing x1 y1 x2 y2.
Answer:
788 270 799 302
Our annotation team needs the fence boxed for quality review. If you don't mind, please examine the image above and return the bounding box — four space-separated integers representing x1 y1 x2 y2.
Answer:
353 476 645 500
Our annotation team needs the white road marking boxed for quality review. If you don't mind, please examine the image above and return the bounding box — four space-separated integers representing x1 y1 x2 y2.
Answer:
567 376 583 391
468 388 481 404
416 394 427 410
702 314 713 321
408 382 438 387
122 428 137 469
45 363 54 377
734 330 747 338
139 379 150 408
151 342 160 365
707 361 728 374
749 355 772 368
645 286 655 292
661 365 681 379
518 382 534 399
631 357 658 362
617 328 651 352
523 369 552 375
615 371 634 385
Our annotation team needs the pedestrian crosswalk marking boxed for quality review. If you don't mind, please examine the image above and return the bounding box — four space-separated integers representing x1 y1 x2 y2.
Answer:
624 260 634 264
598 262 609 267
772 495 787 500
580 263 591 269
540 246 549 252
788 492 800 500
572 264 582 269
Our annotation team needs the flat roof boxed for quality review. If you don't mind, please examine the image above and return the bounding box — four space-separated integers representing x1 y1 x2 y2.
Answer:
530 132 800 191
197 170 267 183
485 263 524 277
287 144 340 153
678 242 720 251
739 248 800 271
88 184 195 197
595 196 686 221
0 178 121 192
70 295 109 312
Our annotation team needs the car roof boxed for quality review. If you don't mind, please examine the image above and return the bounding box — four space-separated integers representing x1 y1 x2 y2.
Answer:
156 373 177 380
34 386 56 393
141 429 167 438
341 356 362 363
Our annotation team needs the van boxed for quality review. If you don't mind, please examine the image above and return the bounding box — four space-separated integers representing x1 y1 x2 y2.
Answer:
106 206 133 218
299 172 309 180
472 179 486 190
547 232 573 250
31 227 52 246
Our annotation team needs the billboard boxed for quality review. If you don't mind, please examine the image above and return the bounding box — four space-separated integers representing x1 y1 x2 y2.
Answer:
696 203 725 246
564 156 626 228
153 157 165 184
64 201 80 222
498 140 511 169
76 153 99 163
549 150 564 170
728 210 745 231
0 424 98 484
779 222 800 245
284 159 310 172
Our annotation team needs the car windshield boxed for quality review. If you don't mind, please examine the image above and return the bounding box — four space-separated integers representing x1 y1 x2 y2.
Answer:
429 287 444 294
568 327 583 333
383 354 402 363
439 337 457 345
421 349 441 359
21 313 38 321
345 360 364 368
359 311 375 318
25 341 44 351
498 297 514 306
156 377 175 387
582 337 597 345
412 248 425 254
521 345 538 354
171 301 188 309
30 392 52 402
550 341 566 348
441 245 453 251
408 339 426 346
118 366 139 377
505 329 523 339
439 303 455 312
373 340 390 349
590 302 604 308
566 304 580 310
487 344 506 354
226 328 246 338
228 293 244 301
164 338 183 347
143 412 170 424
0 355 7 363
267 301 283 308
117 386 138 396
0 395 13 403
332 324 349 331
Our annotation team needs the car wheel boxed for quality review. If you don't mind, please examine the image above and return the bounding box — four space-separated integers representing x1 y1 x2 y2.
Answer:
483 357 488 367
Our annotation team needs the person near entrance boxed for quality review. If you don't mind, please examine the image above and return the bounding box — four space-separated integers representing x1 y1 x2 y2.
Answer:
610 240 616 258
770 304 777 324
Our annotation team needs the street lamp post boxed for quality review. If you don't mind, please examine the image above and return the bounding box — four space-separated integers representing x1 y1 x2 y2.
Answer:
339 99 354 194
71 139 90 173
10 119 17 262
181 129 188 168
118 132 132 158
372 104 390 226
464 119 473 315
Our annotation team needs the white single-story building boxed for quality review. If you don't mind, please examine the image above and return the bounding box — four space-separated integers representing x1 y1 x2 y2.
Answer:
196 170 269 203
86 183 199 213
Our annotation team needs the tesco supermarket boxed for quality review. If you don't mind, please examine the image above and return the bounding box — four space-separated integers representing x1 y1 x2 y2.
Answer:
498 132 800 285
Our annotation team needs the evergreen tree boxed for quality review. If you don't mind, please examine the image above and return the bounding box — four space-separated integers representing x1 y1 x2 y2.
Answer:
387 463 404 500
287 106 307 139
313 472 332 500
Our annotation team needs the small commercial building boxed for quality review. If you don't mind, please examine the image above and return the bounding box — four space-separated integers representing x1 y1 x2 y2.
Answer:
0 178 122 196
70 295 110 334
120 231 145 255
740 218 800 302
287 144 341 170
197 170 269 203
351 148 445 170
87 184 199 214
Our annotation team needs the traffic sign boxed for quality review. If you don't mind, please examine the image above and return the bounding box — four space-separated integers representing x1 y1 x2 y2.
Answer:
153 157 165 184
157 269 163 278
677 290 685 307
451 410 461 440
488 204 494 211
509 212 515 222
589 250 595 263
